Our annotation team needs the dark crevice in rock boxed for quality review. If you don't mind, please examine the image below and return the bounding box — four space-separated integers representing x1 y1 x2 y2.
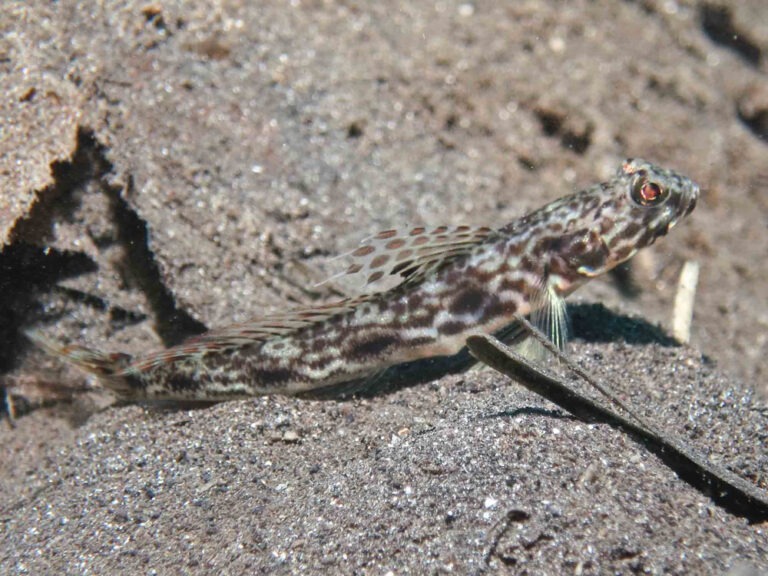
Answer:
3 132 105 379
6 128 206 370
0 244 97 374
61 128 209 345
51 285 147 325
102 174 208 346
700 4 761 67
10 132 101 246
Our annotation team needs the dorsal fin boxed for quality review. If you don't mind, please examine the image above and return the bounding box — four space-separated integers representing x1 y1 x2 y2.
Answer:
321 225 495 291
184 295 369 346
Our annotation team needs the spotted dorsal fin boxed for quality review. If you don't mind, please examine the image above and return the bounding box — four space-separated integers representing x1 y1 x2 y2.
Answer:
322 225 495 291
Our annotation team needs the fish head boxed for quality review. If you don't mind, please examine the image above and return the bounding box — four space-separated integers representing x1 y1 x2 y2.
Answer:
552 158 699 280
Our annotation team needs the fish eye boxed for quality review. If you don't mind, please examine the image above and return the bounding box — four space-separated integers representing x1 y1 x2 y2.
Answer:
631 176 667 206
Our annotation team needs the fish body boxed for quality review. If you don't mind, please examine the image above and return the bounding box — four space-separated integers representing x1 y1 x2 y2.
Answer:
29 159 699 401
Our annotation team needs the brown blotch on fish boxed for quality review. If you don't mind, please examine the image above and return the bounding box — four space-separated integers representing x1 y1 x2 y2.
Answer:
350 335 400 359
166 373 199 393
251 368 300 387
370 255 391 269
438 321 470 336
449 288 488 315
620 221 640 239
502 240 524 257
386 238 407 250
367 271 385 284
599 218 615 235
478 299 508 324
353 245 376 257
499 278 528 296
390 298 408 317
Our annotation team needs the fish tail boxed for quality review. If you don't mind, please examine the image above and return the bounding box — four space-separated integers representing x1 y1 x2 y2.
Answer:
24 329 134 380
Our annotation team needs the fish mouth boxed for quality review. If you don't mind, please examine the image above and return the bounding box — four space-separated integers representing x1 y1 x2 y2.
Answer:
667 183 699 233
683 184 699 217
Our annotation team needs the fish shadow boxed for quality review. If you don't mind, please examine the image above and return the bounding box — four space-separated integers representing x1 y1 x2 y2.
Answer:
567 302 678 347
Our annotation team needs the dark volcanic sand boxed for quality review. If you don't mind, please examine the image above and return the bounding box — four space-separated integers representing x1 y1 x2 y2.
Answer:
1 1 767 574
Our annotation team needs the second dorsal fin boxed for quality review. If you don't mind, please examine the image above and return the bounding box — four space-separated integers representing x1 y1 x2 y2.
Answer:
129 295 375 371
184 295 369 346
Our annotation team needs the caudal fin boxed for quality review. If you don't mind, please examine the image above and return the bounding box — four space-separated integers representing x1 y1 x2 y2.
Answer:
24 329 133 378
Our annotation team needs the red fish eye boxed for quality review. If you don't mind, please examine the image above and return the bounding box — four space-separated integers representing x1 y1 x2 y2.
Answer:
632 178 666 206
642 182 662 202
